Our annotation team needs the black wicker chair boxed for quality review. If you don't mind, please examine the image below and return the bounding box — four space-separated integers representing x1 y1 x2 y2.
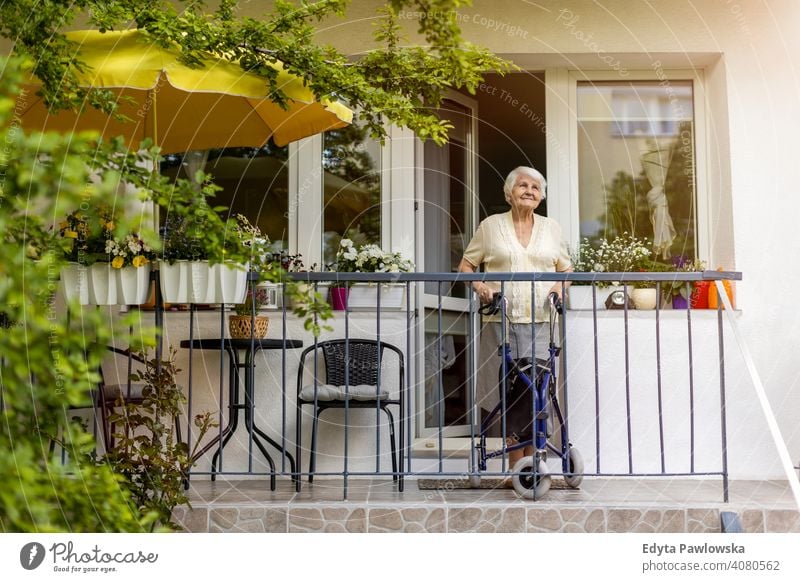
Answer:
295 339 404 489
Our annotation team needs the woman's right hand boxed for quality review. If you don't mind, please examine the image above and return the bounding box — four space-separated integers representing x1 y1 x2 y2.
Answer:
473 282 494 304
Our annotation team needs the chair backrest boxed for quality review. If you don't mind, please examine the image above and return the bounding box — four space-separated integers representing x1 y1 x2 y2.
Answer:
322 341 383 386
298 339 404 390
99 346 147 402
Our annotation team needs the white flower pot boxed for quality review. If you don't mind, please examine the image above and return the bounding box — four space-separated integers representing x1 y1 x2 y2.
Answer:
88 263 119 305
158 260 248 304
159 260 190 303
117 264 152 305
211 262 248 304
631 288 659 310
60 263 89 305
347 283 406 310
567 285 622 310
187 261 212 303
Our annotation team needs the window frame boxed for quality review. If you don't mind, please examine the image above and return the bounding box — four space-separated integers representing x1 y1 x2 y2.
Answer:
545 68 710 263
288 125 412 270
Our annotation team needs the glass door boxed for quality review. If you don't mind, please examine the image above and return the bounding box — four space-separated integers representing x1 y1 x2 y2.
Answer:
418 94 478 437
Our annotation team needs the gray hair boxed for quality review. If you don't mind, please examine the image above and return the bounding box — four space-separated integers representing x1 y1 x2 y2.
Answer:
503 166 547 203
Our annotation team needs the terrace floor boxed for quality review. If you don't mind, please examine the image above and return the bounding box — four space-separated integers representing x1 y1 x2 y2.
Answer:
173 478 800 533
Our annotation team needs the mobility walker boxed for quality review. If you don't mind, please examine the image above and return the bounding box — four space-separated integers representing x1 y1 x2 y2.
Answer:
470 291 583 499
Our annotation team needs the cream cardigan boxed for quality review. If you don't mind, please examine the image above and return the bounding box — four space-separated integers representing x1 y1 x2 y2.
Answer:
462 211 571 323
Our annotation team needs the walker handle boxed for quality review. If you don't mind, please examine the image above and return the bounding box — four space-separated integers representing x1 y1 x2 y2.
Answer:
478 292 504 316
548 291 563 314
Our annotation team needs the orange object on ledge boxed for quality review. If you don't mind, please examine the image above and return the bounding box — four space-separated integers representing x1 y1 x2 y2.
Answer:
708 268 735 309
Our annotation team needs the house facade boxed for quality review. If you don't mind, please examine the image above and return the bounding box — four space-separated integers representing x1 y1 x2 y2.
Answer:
208 0 796 482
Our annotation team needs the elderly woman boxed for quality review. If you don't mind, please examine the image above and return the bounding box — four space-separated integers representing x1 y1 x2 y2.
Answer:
458 166 572 476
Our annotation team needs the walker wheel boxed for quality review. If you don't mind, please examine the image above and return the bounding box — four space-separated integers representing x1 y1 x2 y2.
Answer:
511 456 551 499
563 446 584 488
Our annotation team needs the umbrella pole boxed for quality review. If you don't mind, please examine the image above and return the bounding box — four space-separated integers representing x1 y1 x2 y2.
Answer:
147 82 160 232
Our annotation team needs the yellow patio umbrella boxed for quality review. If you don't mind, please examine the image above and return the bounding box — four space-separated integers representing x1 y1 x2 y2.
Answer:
18 29 352 152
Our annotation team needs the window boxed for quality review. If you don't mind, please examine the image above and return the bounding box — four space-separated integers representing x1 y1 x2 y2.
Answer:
322 123 382 266
160 144 290 249
576 80 697 261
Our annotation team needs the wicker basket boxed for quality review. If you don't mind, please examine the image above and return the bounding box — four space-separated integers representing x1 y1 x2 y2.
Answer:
228 315 269 339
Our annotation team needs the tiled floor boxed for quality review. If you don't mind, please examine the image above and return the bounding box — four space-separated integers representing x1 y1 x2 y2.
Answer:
173 478 800 533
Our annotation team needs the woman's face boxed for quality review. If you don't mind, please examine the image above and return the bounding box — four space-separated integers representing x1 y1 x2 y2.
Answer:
509 174 543 212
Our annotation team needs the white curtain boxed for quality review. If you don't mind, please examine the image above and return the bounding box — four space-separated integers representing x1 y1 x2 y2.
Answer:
640 140 676 258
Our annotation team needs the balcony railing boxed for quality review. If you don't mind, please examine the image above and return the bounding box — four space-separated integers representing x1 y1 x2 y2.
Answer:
102 270 749 501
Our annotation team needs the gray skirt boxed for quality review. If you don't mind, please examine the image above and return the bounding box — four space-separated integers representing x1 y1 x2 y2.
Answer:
476 321 550 437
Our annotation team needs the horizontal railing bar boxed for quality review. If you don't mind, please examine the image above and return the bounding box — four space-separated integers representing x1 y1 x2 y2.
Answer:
191 466 730 483
285 271 742 283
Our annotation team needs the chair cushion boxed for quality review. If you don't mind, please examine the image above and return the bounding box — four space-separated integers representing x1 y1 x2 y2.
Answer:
299 384 390 402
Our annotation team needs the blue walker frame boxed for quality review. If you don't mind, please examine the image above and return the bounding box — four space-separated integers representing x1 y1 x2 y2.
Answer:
473 291 581 497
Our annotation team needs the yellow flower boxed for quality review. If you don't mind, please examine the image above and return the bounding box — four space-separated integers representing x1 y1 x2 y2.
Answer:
64 230 78 238
132 255 149 268
104 221 115 231
111 256 125 269
59 221 69 229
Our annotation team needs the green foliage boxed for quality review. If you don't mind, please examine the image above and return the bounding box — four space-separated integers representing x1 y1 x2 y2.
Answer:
0 57 149 532
285 280 334 336
103 348 216 532
4 0 512 145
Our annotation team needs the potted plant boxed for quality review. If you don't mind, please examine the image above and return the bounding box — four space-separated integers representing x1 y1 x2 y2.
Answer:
663 257 707 309
57 197 162 306
630 260 669 310
159 208 257 304
228 287 271 339
105 233 156 305
568 233 652 310
330 238 414 310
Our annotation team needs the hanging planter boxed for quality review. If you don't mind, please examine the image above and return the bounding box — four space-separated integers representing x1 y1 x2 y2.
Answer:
159 260 190 303
210 262 248 304
116 264 152 305
186 260 212 303
88 262 119 305
347 283 406 310
60 262 90 305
